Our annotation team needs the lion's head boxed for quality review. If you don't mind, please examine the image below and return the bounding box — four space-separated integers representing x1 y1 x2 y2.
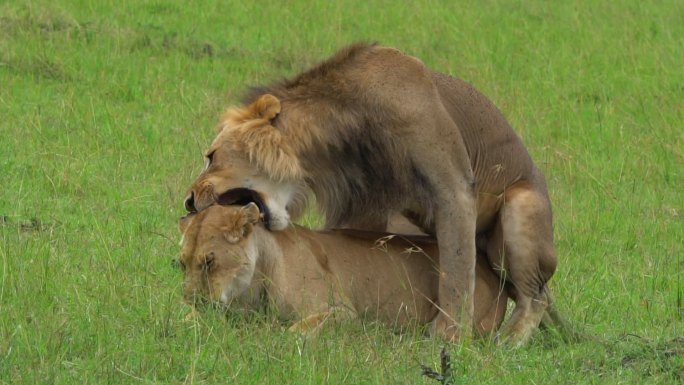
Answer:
183 94 307 231
178 202 261 307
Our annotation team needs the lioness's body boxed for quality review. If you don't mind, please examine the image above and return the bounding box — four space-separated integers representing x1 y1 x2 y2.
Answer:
179 204 509 334
184 43 557 343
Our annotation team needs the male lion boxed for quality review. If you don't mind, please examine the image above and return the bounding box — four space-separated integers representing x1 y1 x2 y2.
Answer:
184 43 558 344
179 202 510 335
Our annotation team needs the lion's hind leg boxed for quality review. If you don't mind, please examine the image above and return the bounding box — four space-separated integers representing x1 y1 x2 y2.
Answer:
485 182 558 346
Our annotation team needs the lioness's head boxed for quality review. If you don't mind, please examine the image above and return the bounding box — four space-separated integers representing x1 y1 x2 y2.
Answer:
183 94 306 231
178 202 261 307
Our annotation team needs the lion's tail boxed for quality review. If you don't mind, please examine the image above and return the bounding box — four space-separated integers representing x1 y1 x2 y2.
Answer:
539 289 590 343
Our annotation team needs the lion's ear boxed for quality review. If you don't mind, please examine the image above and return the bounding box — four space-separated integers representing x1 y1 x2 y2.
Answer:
240 202 261 224
218 94 281 130
220 94 303 181
249 94 281 122
229 118 304 181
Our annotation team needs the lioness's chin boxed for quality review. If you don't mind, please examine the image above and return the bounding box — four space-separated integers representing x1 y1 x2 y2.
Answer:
219 291 231 305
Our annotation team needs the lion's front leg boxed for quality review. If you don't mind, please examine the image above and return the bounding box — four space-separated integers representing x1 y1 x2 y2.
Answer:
429 189 478 342
403 105 479 342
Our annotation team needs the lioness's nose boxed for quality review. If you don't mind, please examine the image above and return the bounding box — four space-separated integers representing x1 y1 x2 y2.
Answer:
184 192 196 213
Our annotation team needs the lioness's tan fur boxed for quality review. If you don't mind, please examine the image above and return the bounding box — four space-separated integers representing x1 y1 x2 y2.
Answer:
184 43 558 343
179 203 509 335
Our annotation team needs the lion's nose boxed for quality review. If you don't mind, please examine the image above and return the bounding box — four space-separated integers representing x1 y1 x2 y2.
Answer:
184 192 196 213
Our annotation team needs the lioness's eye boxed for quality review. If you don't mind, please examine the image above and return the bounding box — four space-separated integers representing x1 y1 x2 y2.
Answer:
175 260 185 271
201 252 215 271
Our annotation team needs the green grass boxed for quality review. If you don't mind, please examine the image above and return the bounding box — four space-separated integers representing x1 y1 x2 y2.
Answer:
1 0 682 383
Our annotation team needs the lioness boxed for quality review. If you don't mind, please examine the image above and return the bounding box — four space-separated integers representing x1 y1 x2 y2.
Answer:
183 43 557 343
179 202 509 335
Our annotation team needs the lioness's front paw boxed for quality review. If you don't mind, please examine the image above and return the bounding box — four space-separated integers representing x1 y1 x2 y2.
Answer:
182 303 201 323
288 312 331 335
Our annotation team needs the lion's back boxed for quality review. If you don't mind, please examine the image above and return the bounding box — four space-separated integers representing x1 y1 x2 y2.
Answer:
431 71 537 192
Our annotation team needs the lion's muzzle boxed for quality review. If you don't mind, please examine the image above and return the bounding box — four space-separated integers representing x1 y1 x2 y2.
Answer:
184 191 196 213
184 183 216 214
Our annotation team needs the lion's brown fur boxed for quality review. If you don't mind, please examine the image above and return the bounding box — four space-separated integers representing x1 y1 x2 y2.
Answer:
185 43 559 343
216 94 303 182
229 43 435 229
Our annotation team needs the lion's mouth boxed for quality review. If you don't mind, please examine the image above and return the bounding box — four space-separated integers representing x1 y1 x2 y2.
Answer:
215 188 272 229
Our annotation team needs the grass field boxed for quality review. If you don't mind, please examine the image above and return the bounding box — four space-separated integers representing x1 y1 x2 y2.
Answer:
1 0 682 383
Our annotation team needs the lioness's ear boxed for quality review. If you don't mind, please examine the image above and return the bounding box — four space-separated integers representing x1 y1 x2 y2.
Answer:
222 204 259 243
249 94 281 121
240 202 261 224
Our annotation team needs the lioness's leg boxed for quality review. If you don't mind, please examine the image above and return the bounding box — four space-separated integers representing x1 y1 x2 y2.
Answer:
472 258 511 336
288 306 357 335
485 182 557 345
